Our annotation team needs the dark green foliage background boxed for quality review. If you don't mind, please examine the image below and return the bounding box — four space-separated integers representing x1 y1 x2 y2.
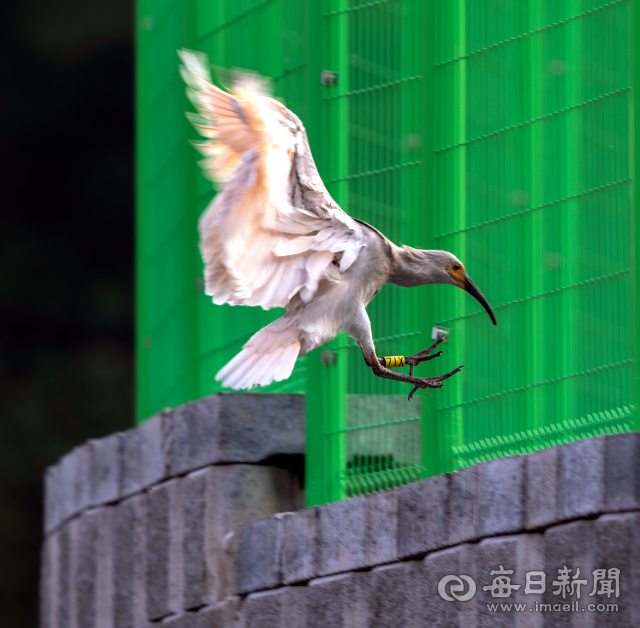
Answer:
0 1 134 624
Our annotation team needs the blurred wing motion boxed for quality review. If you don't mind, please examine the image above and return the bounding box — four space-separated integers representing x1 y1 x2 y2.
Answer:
179 50 365 389
179 49 365 310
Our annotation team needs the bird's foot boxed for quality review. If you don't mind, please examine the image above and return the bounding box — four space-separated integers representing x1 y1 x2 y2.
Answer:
377 334 446 371
404 334 447 370
406 365 464 401
376 335 464 401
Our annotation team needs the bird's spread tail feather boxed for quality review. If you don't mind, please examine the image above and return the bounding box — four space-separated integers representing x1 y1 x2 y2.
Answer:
215 316 301 390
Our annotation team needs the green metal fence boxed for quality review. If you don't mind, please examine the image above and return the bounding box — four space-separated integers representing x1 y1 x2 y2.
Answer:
136 0 640 505
135 0 322 422
306 0 434 505
431 0 636 472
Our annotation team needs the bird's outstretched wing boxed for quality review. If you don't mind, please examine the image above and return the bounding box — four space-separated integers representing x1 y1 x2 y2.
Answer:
179 49 365 310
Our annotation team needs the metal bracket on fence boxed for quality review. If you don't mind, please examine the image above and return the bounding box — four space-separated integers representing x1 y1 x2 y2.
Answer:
431 325 450 343
321 71 338 87
321 350 337 366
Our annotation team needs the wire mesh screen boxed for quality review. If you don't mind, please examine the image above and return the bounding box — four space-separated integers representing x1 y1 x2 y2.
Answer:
432 0 634 470
136 0 316 421
321 0 427 496
192 0 313 398
138 0 637 501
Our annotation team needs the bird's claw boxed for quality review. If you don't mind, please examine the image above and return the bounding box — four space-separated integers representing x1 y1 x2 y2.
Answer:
405 334 447 367
407 365 465 402
371 335 464 401
405 350 443 368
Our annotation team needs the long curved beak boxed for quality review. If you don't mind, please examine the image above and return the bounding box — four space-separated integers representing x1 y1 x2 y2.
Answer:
463 275 497 326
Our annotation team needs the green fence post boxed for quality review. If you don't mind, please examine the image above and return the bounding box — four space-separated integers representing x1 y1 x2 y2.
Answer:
418 0 442 478
306 0 350 505
306 336 348 505
633 0 640 432
525 0 544 443
305 0 349 506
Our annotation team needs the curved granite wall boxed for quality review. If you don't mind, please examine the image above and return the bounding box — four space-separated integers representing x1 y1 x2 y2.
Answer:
41 397 640 627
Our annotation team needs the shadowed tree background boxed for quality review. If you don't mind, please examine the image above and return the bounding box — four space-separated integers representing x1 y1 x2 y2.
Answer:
0 1 134 624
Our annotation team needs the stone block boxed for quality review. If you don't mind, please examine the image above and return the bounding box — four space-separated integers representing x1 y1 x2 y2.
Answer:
75 509 100 628
213 393 305 462
525 447 558 531
397 474 448 559
195 597 242 628
243 585 306 628
50 443 92 528
557 437 605 522
40 531 59 628
181 469 209 610
236 516 282 594
175 465 302 607
145 480 183 621
281 509 318 585
422 544 477 628
244 589 285 628
214 465 302 533
57 522 74 628
478 455 524 537
366 489 398 567
542 519 596 628
89 434 121 507
113 494 146 628
448 465 479 545
475 534 544 628
165 394 305 476
70 443 92 520
44 462 63 533
119 413 167 498
317 495 367 576
160 612 199 628
604 432 640 513
593 512 640 627
306 573 361 628
363 562 420 628
279 586 307 628
164 398 219 476
94 507 114 628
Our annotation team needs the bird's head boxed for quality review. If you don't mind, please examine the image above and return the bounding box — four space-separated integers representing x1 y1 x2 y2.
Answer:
399 248 497 326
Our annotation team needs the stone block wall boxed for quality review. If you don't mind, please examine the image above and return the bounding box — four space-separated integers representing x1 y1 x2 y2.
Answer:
230 432 640 628
40 393 305 628
41 396 640 627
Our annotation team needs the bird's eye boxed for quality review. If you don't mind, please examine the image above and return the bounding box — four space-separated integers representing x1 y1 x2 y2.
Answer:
453 264 461 271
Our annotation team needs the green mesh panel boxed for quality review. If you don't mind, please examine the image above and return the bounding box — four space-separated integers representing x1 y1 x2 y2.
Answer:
432 0 633 469
313 0 428 501
136 0 318 422
137 0 637 506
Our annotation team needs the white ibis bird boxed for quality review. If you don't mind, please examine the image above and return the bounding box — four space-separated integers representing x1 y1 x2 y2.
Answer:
179 50 497 400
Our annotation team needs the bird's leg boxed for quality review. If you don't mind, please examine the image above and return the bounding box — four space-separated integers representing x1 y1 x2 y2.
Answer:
350 308 462 401
372 335 464 401
367 356 463 402
379 334 447 374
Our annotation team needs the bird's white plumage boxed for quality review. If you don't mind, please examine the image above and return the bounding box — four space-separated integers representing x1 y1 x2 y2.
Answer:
179 50 365 311
179 50 367 388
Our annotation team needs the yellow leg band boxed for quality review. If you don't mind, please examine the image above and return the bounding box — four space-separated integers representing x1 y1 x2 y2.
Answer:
383 356 405 368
